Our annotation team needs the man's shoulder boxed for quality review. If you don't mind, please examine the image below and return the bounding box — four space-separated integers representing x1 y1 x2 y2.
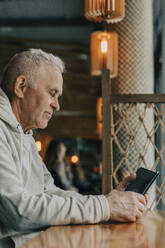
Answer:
0 119 16 142
0 118 10 131
0 119 7 132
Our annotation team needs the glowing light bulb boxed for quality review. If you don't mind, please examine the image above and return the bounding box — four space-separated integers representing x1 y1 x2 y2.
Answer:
101 40 108 53
36 141 42 152
71 155 79 164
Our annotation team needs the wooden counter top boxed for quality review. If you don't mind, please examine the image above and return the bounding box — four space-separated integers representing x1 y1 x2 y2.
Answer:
13 210 165 248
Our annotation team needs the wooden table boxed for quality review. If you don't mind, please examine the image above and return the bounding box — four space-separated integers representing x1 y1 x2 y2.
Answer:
11 210 165 248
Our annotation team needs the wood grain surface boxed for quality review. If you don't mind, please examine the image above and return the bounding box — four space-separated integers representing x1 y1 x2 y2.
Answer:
18 210 165 248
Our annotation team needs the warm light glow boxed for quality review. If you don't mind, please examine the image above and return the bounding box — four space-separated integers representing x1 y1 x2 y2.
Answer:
101 40 108 53
70 155 79 164
36 141 42 152
84 0 125 24
90 31 118 78
96 97 103 139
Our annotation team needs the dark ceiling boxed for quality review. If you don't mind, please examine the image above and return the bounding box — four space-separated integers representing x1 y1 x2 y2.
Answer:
0 0 95 44
0 0 84 20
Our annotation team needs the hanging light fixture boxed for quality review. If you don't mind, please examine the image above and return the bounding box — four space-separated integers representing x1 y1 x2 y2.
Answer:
90 31 118 78
84 0 125 24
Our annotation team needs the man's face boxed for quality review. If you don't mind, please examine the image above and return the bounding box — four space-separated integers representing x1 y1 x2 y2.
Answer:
20 63 63 131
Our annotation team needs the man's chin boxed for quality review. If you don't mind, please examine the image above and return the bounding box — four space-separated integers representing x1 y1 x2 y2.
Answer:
38 122 49 129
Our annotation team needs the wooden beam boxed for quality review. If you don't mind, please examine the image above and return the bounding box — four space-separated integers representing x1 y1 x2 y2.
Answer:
110 94 165 103
101 69 113 194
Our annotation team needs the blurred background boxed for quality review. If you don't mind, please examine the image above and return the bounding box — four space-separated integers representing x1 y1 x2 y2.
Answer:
0 0 163 195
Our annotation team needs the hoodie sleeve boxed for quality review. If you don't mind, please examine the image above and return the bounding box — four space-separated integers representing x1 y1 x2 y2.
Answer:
0 131 110 233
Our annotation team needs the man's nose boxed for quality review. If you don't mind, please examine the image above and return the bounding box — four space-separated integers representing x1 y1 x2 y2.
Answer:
51 99 60 111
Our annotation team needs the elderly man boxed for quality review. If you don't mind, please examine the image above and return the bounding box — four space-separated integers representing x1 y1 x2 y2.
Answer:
0 49 148 233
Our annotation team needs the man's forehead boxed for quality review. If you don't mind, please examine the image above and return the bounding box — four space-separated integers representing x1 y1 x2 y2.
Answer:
48 74 63 94
42 63 63 84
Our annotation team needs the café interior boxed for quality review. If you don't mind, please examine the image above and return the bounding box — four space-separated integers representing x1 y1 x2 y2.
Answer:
0 0 165 247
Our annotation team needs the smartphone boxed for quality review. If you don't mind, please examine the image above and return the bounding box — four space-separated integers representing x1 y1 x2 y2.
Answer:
125 167 159 195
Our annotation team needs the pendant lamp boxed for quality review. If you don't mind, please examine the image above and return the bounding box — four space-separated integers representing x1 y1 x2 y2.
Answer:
84 0 125 23
90 31 118 78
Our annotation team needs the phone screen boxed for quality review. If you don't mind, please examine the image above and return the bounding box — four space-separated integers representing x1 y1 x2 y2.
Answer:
125 167 159 195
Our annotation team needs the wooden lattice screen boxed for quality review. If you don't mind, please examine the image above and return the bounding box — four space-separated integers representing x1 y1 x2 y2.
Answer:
101 70 165 210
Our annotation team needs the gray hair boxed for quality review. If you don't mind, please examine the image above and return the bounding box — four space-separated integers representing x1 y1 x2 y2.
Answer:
0 48 65 95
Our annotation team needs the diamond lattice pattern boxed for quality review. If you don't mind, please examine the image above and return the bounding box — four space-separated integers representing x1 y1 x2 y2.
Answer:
111 103 165 209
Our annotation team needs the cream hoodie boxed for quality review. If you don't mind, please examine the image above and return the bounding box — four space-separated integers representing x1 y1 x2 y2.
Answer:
0 88 110 233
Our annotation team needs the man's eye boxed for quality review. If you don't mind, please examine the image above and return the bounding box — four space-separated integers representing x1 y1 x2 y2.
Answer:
50 92 55 97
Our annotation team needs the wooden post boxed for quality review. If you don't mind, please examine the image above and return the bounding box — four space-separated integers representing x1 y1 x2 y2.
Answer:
101 69 113 194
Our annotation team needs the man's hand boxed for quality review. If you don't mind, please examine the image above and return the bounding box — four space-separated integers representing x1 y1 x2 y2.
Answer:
106 175 149 222
117 173 136 191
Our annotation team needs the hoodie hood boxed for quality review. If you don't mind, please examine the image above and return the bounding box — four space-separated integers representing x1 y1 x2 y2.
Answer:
0 88 21 131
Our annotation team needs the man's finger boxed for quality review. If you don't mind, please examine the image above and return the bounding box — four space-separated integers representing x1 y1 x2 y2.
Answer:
136 210 143 219
144 193 150 204
137 201 146 213
136 193 147 205
117 173 136 190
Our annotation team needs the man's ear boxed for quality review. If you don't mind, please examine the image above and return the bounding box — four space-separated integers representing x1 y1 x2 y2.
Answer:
14 75 27 98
